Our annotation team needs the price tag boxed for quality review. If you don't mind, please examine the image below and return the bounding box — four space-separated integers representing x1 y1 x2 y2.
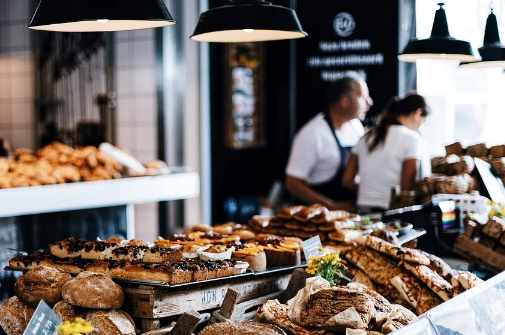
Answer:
23 301 62 335
302 235 324 262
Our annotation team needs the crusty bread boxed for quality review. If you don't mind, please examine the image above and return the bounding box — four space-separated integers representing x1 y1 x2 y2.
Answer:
86 310 136 335
200 321 286 335
62 272 124 309
53 301 88 322
0 296 28 335
15 266 72 307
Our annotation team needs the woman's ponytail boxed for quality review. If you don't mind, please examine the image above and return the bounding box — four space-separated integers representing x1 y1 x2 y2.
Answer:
365 96 401 153
364 93 429 153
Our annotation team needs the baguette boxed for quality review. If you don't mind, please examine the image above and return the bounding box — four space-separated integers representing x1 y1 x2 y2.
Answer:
402 262 453 301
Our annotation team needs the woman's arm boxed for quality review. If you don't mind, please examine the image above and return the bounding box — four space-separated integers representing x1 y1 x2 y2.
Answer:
285 176 355 211
342 153 359 191
401 159 420 190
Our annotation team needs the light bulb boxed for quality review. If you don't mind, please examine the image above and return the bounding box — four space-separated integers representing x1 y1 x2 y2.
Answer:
97 19 109 23
243 29 254 33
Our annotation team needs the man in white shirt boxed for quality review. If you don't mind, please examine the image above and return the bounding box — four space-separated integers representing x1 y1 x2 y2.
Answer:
285 76 373 211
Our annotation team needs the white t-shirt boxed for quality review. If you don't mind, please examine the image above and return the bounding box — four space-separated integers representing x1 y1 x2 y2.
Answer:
352 125 431 209
286 113 365 185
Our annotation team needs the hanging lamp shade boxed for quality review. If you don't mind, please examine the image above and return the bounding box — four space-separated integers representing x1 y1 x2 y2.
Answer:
460 9 505 68
398 3 478 63
191 0 307 43
28 0 175 32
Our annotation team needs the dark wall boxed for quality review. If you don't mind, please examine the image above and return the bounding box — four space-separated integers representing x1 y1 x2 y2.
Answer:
295 0 400 127
209 0 400 223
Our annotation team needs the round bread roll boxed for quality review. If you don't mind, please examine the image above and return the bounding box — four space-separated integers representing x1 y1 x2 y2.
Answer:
235 230 256 241
0 296 28 335
15 266 72 307
62 272 124 309
199 321 285 335
86 310 136 335
53 301 88 322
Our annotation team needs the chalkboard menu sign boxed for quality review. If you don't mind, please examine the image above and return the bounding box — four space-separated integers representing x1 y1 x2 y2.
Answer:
295 1 399 128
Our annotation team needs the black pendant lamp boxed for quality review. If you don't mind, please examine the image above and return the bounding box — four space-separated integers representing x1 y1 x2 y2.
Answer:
460 9 505 68
398 3 478 62
191 0 307 43
28 0 175 32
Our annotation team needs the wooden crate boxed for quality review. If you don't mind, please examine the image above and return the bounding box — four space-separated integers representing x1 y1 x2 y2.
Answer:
122 271 291 320
453 235 505 273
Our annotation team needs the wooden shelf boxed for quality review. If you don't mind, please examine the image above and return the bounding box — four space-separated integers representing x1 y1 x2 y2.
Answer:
0 172 200 218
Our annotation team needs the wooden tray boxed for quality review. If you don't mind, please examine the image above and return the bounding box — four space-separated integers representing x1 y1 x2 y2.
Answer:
122 268 294 319
453 235 505 273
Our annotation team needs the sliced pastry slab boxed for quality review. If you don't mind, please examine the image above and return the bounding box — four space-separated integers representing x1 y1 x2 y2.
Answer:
402 262 453 301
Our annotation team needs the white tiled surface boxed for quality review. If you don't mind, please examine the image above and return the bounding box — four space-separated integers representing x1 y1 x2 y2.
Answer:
0 0 35 150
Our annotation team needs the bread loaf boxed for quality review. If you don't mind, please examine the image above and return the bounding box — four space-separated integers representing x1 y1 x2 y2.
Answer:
431 156 447 174
445 156 474 176
490 145 505 158
14 266 72 307
53 301 88 322
445 142 464 156
0 296 28 335
62 272 124 309
86 310 136 335
490 158 505 177
200 322 286 335
466 143 488 157
482 217 505 240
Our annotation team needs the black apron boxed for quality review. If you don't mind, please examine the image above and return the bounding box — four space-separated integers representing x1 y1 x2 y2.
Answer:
311 113 357 202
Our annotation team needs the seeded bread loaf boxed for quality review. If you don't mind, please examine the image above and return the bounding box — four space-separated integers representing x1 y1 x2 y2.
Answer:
86 310 136 335
0 297 28 335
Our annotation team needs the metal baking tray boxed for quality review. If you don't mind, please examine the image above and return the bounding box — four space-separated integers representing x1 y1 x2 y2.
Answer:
3 265 286 288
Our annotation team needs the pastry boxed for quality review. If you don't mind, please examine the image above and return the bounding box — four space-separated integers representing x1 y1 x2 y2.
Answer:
267 217 286 228
15 266 72 307
192 224 214 232
328 229 362 242
249 216 271 232
258 236 301 267
301 224 318 232
62 272 124 309
294 204 327 222
276 205 305 219
50 237 90 258
402 262 453 301
230 243 267 271
318 222 337 232
311 210 350 224
284 221 301 230
364 236 430 265
9 250 50 269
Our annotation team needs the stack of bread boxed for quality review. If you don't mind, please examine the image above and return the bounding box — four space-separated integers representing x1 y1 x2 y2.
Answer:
415 141 505 204
256 236 483 335
247 204 367 252
0 142 122 189
162 224 304 270
10 236 237 285
465 213 505 255
0 267 136 335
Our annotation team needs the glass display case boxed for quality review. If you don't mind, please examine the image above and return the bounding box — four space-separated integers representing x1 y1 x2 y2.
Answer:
394 271 505 334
